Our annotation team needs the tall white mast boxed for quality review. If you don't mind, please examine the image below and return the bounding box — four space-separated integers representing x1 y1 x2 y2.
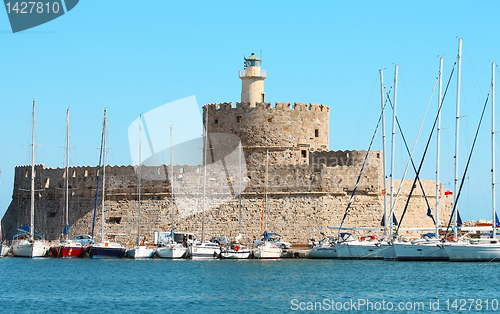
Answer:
238 143 242 237
202 109 208 243
170 126 174 234
390 64 398 241
264 149 268 232
436 57 443 238
379 69 388 239
101 109 107 242
65 108 70 240
137 114 142 246
30 98 35 241
492 61 496 239
454 38 463 241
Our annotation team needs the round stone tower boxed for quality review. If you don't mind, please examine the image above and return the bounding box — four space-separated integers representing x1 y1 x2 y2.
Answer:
203 52 330 165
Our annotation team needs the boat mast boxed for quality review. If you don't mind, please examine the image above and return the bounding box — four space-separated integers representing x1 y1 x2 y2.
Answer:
65 108 70 240
390 65 398 241
238 143 242 237
454 38 462 241
170 125 174 234
436 57 443 238
30 98 35 241
202 109 208 243
492 61 496 239
137 114 142 246
101 109 107 242
264 149 268 232
379 69 388 240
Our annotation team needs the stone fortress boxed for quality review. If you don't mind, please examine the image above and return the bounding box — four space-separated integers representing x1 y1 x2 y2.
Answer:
2 53 454 245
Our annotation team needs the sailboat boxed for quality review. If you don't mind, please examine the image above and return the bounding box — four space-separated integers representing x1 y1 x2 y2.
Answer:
127 114 154 259
443 60 500 261
91 109 126 259
308 229 338 259
393 57 449 261
253 149 281 259
333 68 395 260
0 217 9 257
0 171 8 256
156 126 188 259
189 109 221 259
11 99 49 258
50 108 86 258
220 143 251 259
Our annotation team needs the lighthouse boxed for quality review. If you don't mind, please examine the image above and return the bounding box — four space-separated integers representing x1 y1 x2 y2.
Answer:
240 52 267 106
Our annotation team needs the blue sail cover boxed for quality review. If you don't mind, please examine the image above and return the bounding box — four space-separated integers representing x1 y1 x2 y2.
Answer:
13 230 44 238
63 225 70 235
380 213 399 227
392 213 399 226
423 233 436 239
261 231 282 241
457 211 463 227
17 226 30 233
496 213 500 227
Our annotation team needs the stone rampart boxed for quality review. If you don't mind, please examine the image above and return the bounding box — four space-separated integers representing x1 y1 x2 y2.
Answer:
2 158 452 244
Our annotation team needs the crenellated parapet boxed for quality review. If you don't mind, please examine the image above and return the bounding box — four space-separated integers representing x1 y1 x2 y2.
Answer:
204 101 330 113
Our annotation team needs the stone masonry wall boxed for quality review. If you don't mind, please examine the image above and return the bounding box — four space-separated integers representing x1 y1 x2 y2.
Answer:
2 153 453 245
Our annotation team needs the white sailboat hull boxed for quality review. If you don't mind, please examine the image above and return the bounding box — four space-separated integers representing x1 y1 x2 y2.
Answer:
308 246 337 259
393 242 449 261
335 241 389 259
0 245 9 257
220 246 251 259
380 243 396 260
443 242 500 262
127 246 154 259
253 242 281 259
11 240 48 258
189 243 220 259
156 244 188 259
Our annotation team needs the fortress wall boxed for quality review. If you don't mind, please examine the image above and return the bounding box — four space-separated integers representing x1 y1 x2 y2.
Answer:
2 161 453 244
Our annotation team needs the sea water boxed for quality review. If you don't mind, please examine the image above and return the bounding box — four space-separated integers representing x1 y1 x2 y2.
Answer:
0 258 498 313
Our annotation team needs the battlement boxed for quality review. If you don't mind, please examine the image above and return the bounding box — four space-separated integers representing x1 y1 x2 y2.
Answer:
204 101 330 113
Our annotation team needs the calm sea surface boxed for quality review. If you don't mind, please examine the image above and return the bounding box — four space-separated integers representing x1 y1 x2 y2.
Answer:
0 258 498 313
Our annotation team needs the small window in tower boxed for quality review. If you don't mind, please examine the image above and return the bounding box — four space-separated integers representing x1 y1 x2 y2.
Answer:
301 150 307 158
237 116 242 123
84 170 88 177
72 171 76 178
47 212 56 218
267 118 273 123
45 178 50 189
214 119 218 125
315 129 319 137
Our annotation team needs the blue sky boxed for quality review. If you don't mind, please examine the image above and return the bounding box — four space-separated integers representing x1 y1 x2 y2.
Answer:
1 1 500 222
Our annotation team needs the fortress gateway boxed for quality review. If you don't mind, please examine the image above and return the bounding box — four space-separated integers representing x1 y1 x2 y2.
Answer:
2 53 453 244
